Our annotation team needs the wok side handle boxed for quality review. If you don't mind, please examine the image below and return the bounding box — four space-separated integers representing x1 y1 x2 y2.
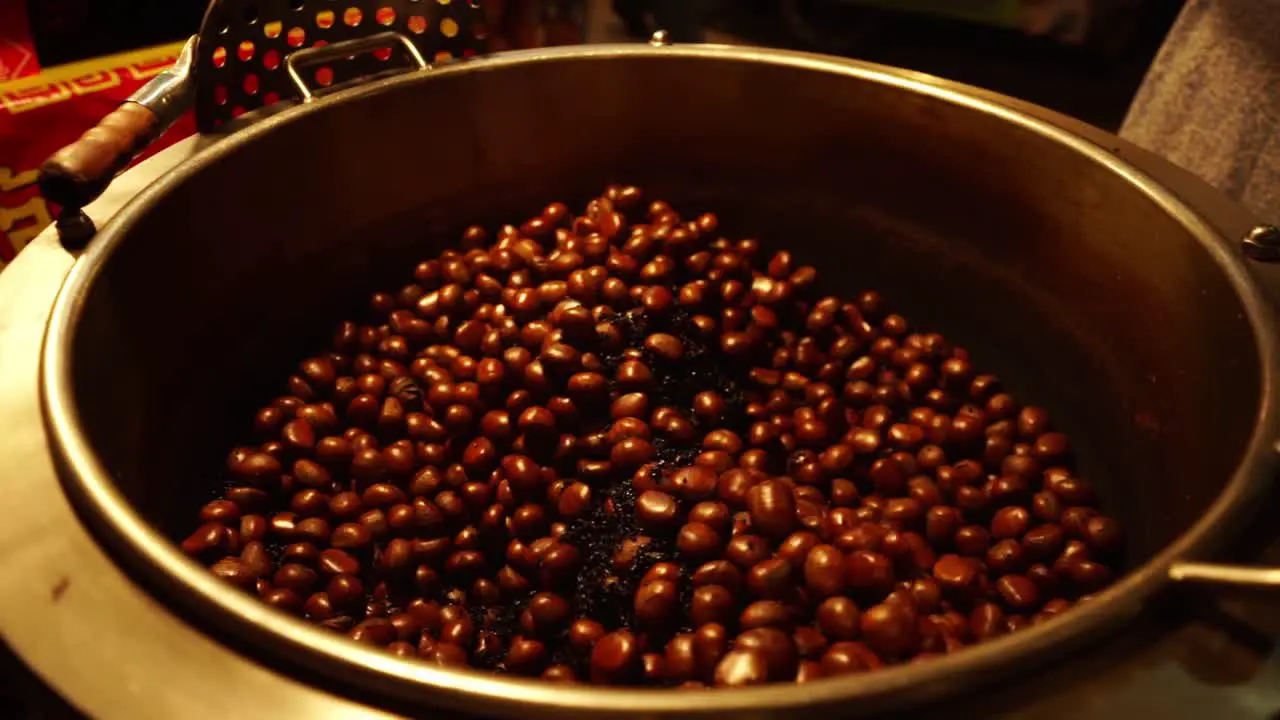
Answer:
38 36 198 250
40 104 160 209
1168 561 1280 591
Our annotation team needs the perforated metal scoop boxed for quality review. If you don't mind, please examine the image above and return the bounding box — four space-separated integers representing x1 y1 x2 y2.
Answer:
40 0 485 248
195 0 485 129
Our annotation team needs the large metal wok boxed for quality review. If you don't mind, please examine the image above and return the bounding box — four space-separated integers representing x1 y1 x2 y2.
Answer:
12 31 1280 719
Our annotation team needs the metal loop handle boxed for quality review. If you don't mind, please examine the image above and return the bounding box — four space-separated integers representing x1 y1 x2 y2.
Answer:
1168 561 1280 591
285 31 428 102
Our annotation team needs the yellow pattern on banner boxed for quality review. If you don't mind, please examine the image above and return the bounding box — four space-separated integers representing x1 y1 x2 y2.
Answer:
0 40 185 93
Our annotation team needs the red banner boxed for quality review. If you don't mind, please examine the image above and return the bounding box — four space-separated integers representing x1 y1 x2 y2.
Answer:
0 2 39 83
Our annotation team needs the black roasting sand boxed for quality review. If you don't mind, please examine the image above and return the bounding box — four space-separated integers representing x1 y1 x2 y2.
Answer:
554 306 756 675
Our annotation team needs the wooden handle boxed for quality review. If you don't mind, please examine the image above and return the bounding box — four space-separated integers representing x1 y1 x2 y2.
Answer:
40 102 159 210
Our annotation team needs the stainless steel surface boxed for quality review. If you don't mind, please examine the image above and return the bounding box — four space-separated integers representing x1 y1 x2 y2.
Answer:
286 31 427 101
194 0 485 129
20 42 1280 718
1169 562 1280 590
1242 225 1280 263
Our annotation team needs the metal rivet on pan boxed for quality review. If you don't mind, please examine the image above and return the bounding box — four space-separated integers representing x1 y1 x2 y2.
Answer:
1241 224 1280 262
649 30 671 47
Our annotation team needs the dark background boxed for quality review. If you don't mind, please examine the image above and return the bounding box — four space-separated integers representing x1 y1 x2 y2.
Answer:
26 0 1186 131
699 0 1187 130
27 0 206 65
